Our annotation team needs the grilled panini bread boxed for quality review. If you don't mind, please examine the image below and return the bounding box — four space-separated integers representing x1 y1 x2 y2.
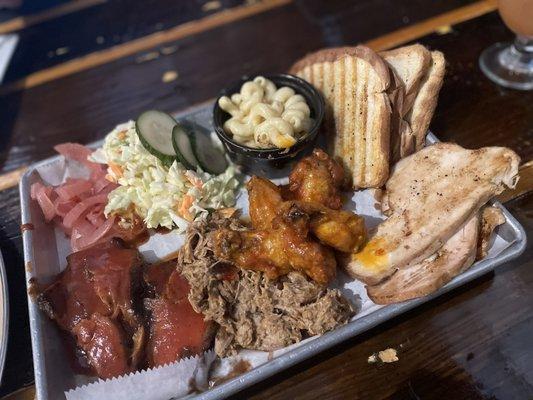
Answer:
381 45 446 157
290 46 391 188
343 143 520 285
381 44 431 161
386 68 413 162
381 44 431 116
407 50 446 150
367 213 479 304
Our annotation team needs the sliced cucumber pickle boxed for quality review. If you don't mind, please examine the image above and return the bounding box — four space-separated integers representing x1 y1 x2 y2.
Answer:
191 133 228 175
136 110 177 165
172 125 199 170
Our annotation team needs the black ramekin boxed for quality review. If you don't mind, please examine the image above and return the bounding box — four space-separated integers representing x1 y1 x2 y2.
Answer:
213 73 325 178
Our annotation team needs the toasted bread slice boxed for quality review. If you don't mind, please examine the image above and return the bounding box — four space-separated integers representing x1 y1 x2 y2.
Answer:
290 46 391 188
367 213 479 304
407 51 446 150
380 44 431 116
386 68 406 163
386 67 418 162
381 44 431 161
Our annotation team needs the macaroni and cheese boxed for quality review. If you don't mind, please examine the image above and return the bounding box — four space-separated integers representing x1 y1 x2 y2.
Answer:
218 76 313 149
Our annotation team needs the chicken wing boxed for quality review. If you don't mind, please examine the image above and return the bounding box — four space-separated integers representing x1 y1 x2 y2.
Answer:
248 176 365 253
283 148 345 210
305 205 366 253
247 176 284 230
213 204 336 285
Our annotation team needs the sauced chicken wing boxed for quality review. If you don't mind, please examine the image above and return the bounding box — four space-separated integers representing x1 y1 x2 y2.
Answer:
247 176 284 230
301 204 366 253
248 176 365 253
222 151 366 283
283 148 345 210
214 205 336 285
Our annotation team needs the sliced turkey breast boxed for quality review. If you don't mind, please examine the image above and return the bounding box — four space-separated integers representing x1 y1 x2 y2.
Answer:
343 143 519 285
367 213 479 304
477 206 506 260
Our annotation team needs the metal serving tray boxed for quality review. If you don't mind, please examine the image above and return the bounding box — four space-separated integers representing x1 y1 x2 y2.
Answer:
20 104 527 400
0 250 8 386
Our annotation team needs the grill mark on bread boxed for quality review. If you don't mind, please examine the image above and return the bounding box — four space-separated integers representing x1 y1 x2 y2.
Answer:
333 59 344 159
361 66 370 186
345 56 356 180
290 46 391 90
302 66 310 84
290 46 391 188
352 58 363 185
312 63 324 134
324 62 335 153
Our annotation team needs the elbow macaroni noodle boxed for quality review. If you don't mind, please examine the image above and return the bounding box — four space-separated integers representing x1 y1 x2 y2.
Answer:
218 76 313 149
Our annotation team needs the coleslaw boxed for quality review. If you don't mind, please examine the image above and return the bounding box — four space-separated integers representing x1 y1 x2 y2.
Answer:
90 121 239 231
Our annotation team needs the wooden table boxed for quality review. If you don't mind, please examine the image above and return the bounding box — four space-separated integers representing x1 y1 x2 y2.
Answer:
0 0 531 399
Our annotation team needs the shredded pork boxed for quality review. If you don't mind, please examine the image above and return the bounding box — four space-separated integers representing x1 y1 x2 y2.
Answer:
178 212 355 356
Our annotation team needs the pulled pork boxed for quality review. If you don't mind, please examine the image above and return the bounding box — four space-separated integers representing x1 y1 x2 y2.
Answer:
178 212 355 356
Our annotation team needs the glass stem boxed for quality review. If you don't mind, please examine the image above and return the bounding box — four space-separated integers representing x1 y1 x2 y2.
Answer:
514 35 533 54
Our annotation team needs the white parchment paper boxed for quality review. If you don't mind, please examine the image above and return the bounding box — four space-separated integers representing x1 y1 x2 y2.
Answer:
31 155 515 400
65 352 216 400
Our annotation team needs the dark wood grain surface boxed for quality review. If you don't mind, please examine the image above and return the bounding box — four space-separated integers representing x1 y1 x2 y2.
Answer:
0 0 476 172
0 0 70 23
2 0 250 84
0 0 531 399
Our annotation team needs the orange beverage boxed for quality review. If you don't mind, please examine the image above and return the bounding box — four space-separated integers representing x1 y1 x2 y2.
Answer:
498 0 533 37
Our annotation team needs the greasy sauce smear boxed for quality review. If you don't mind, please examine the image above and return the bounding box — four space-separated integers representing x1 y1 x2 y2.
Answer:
209 359 252 387
127 228 150 247
127 227 172 249
21 223 34 233
161 251 180 262
188 376 201 394
27 278 41 301
353 237 389 271
154 226 172 235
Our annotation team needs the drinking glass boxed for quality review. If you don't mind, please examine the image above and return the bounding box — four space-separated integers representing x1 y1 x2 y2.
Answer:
479 0 533 90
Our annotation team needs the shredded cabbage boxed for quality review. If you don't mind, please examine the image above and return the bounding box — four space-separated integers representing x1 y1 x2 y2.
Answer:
91 121 239 231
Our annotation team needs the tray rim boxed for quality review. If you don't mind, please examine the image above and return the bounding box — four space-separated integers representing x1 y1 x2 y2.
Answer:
0 250 9 386
19 106 528 400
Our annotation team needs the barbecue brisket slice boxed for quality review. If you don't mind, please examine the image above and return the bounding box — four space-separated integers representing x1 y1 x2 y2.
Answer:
38 239 145 379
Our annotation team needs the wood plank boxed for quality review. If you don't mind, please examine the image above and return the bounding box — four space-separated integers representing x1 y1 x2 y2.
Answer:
0 0 477 88
0 0 483 178
239 193 533 399
0 0 291 95
497 161 533 203
1 7 532 399
0 0 105 34
0 0 513 192
1 386 34 400
1 0 252 85
421 12 533 159
365 0 497 51
0 187 33 397
0 166 26 192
